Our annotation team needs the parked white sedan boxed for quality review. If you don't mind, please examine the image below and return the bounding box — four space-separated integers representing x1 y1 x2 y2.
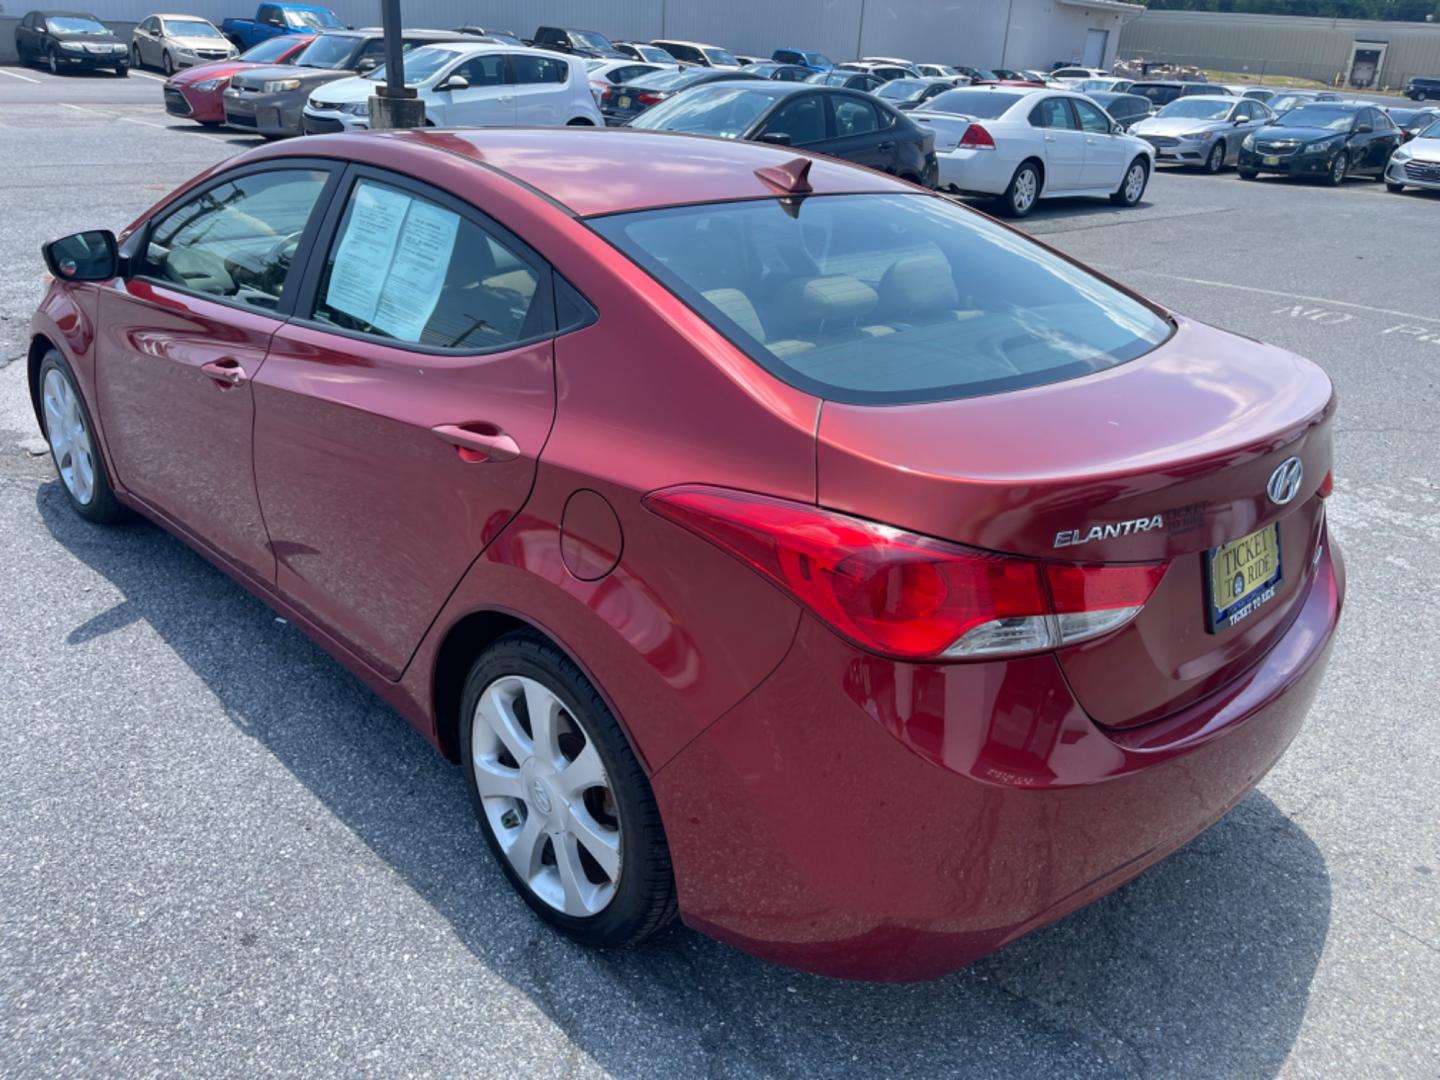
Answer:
303 43 603 134
909 86 1155 216
1385 118 1440 192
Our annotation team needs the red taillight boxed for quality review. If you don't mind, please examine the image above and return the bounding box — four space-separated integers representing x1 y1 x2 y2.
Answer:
1046 563 1169 613
636 91 666 105
646 487 1167 660
1317 470 1333 498
959 123 996 150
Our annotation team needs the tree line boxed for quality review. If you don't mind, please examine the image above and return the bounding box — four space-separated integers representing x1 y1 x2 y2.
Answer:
1142 0 1440 19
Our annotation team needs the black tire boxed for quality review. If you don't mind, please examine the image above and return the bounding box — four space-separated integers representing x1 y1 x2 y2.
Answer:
1386 180 1406 193
36 350 125 525
1238 167 1259 179
131 43 143 69
1203 140 1225 173
998 160 1041 218
162 51 175 76
1416 91 1428 102
1110 157 1149 207
1325 151 1348 186
47 49 60 75
115 64 129 77
459 631 677 949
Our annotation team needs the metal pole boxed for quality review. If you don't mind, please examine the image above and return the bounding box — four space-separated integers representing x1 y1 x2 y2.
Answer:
855 0 865 61
1000 0 1016 68
370 0 423 129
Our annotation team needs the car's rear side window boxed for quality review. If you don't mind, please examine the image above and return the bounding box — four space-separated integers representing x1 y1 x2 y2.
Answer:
590 194 1171 405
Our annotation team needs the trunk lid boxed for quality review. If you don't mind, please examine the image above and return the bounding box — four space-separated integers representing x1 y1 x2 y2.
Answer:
815 316 1335 728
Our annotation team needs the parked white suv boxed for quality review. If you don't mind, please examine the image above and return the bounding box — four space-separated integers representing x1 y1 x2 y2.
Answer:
303 43 602 133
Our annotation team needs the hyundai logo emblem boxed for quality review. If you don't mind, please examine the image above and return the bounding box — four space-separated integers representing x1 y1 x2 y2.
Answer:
1267 457 1304 506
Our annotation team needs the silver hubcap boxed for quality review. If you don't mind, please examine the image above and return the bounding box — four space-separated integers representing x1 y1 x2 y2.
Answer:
1333 156 1346 181
1125 164 1146 201
42 368 96 506
1013 168 1037 212
471 675 620 917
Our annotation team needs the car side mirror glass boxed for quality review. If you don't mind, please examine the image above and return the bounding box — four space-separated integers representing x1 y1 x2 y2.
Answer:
437 75 469 92
356 57 378 73
760 131 793 146
43 230 118 282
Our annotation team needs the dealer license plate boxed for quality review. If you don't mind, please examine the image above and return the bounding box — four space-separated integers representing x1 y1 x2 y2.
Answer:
1206 523 1282 632
1263 155 1280 166
618 95 631 108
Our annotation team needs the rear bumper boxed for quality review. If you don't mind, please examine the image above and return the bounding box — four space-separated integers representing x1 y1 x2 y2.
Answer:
654 533 1344 981
935 149 1015 196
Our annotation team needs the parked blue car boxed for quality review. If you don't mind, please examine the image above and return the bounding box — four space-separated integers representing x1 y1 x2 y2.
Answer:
221 3 342 50
771 46 833 73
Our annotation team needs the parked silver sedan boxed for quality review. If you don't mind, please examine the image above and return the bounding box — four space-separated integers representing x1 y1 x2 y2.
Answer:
1385 118 1440 192
1129 95 1275 173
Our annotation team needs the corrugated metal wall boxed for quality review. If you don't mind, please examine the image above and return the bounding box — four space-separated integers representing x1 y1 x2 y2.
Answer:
5 0 1129 70
1119 10 1440 89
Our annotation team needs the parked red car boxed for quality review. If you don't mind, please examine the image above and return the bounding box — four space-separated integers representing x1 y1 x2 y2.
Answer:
29 129 1343 981
163 32 314 125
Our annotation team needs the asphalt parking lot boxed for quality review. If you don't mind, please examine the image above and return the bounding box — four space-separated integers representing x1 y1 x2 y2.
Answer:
1 66 1437 1078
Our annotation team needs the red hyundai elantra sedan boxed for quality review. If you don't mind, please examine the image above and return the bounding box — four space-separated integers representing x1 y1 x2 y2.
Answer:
162 33 315 125
29 128 1342 981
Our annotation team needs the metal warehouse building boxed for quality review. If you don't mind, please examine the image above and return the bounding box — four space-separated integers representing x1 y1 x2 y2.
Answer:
3 1 1144 71
1118 9 1440 92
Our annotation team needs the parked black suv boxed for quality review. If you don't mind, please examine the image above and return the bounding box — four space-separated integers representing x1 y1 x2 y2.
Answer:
530 26 625 59
1406 76 1440 102
16 9 129 75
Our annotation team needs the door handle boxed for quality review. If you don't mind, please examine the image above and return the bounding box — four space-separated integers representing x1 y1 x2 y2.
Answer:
200 357 247 389
876 140 894 151
432 423 520 463
1085 137 1098 144
1044 134 1057 141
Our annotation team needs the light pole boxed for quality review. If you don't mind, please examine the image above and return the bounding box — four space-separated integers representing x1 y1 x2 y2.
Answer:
369 0 423 129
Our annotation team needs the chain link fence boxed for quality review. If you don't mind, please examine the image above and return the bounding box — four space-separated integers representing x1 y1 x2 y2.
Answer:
1113 49 1423 96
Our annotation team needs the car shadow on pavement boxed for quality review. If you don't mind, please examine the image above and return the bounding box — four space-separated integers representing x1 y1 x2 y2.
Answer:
40 485 1332 1079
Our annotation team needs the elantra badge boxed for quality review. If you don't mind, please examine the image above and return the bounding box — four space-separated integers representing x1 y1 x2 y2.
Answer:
1054 515 1164 548
1267 457 1304 506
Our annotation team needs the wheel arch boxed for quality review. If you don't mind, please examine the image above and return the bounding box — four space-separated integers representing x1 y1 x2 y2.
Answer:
1020 154 1046 192
27 333 60 432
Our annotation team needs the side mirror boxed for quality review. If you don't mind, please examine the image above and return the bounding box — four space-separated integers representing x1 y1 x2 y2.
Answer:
355 57 378 73
42 230 118 282
1111 120 1124 134
760 131 793 146
1354 123 1372 133
437 75 469 92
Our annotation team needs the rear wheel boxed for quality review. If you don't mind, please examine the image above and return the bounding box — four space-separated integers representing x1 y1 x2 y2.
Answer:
1203 140 1225 173
998 161 1041 218
460 632 677 948
115 64 129 77
1110 158 1149 206
38 351 123 524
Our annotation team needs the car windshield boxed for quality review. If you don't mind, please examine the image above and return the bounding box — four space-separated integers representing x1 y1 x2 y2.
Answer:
570 30 613 50
704 48 740 67
166 19 224 39
629 85 780 136
365 48 462 84
628 67 705 91
877 79 926 100
1386 108 1419 125
923 89 1024 118
1157 98 1233 120
1267 94 1312 113
296 35 358 69
593 194 1170 405
804 52 831 67
1275 106 1356 131
287 9 344 30
240 35 308 62
46 16 108 33
1131 84 1182 104
1421 119 1440 139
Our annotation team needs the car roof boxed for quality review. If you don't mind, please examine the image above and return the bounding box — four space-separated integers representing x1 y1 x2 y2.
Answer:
651 39 725 48
1165 95 1238 104
155 13 216 19
255 128 913 217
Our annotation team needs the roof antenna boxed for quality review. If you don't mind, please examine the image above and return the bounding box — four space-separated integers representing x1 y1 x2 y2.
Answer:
754 156 814 196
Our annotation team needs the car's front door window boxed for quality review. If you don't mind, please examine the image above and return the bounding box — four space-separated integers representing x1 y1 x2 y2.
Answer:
139 168 329 311
764 94 828 145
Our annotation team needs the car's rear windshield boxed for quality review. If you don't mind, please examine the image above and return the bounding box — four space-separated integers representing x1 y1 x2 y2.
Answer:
923 89 1023 117
590 194 1171 405
1157 98 1233 119
628 67 704 91
629 84 782 136
877 79 926 100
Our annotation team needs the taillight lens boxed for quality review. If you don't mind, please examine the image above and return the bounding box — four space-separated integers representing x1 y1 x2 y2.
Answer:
646 486 1167 661
959 122 996 150
1046 562 1169 644
1317 470 1333 498
636 91 667 105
